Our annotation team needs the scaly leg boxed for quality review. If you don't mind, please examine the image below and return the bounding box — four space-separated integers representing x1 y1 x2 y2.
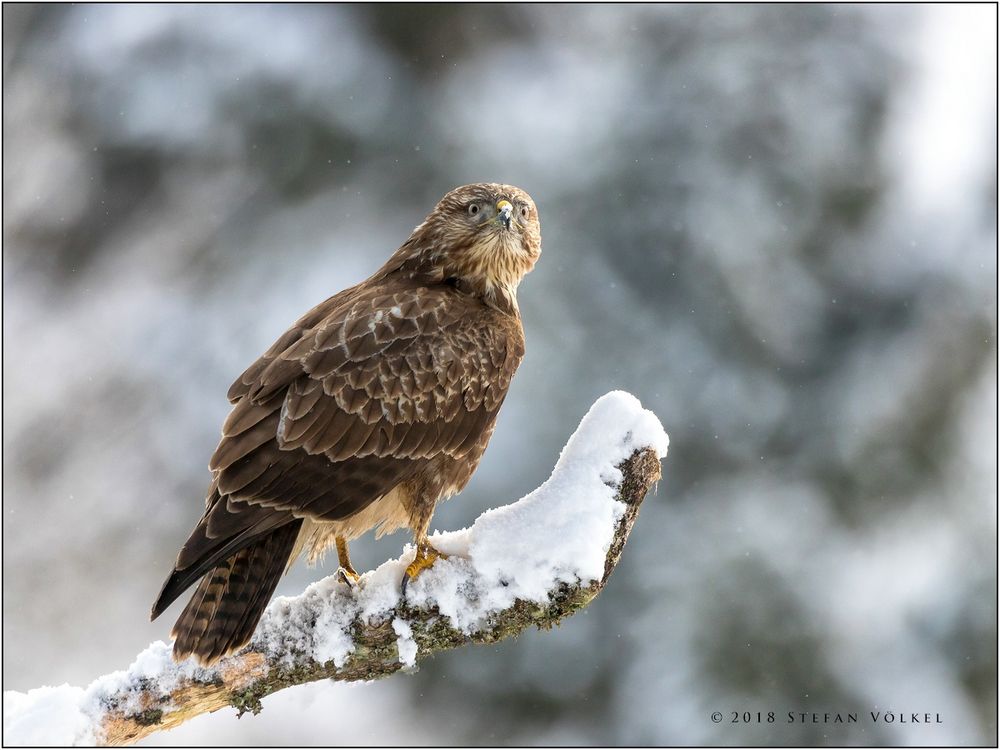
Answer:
400 498 448 595
335 535 361 587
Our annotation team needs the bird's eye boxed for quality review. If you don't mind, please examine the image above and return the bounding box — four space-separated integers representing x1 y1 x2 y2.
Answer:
520 205 530 220
467 203 481 217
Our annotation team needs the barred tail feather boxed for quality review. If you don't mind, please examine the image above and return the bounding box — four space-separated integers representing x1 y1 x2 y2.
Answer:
171 521 301 666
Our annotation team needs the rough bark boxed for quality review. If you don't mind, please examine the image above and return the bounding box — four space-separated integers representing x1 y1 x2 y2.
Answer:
90 447 660 745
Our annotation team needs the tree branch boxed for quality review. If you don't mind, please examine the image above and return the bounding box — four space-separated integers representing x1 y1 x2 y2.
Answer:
3 392 668 747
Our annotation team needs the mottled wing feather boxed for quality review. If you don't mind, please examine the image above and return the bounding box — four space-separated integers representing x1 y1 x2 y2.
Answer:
271 286 521 464
226 285 359 404
220 283 522 475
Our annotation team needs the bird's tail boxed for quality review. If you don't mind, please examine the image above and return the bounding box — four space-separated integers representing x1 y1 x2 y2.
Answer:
170 522 301 666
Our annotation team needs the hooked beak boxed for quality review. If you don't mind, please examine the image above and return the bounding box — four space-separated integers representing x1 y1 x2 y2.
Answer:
495 200 513 230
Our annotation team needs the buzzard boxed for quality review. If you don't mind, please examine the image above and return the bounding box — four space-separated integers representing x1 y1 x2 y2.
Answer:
151 183 541 666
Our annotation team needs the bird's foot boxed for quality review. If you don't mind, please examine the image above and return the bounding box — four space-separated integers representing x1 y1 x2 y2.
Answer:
336 565 361 588
401 542 449 596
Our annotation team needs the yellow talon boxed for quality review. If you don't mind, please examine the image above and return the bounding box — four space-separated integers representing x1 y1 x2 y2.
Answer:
401 542 448 595
337 566 361 587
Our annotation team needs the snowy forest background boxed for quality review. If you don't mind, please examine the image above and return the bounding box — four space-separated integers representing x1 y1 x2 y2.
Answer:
3 4 996 745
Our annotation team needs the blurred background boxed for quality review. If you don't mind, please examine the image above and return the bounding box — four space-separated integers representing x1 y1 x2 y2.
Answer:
3 3 996 745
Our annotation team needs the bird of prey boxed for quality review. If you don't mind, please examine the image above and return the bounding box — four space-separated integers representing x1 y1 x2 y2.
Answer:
151 183 541 666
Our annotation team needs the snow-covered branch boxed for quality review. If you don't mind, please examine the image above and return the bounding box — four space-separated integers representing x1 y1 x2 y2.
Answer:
4 392 669 747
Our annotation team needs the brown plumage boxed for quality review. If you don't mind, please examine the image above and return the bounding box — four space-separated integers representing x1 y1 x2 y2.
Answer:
151 183 541 666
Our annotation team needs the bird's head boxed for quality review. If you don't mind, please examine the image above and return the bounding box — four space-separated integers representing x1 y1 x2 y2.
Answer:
388 183 541 311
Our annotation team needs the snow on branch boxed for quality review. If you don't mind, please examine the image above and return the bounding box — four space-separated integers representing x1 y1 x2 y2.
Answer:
3 392 669 746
